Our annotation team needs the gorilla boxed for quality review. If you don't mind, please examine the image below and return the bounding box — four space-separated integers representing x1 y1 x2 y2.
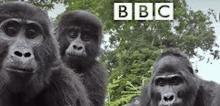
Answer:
0 2 91 106
140 49 220 106
55 10 108 106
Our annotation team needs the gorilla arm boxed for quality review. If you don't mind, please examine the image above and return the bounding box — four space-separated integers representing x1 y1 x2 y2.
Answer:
43 64 91 106
140 82 151 106
195 80 220 106
83 61 108 106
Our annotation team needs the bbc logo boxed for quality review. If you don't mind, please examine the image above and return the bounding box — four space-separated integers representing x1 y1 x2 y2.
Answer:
114 3 173 20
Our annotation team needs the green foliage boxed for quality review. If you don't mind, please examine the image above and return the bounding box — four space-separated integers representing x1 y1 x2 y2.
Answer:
100 46 160 105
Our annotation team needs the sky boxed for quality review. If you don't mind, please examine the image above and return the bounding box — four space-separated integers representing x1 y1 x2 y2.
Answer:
48 0 220 83
48 3 66 18
186 0 220 83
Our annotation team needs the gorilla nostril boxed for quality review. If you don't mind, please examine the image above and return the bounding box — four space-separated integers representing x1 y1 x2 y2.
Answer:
14 51 22 57
24 52 31 57
78 46 82 50
169 95 174 101
164 97 168 101
73 45 77 49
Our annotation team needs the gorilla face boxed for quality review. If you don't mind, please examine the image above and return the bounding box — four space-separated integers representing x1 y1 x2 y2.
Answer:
56 11 102 66
140 49 200 106
0 2 57 97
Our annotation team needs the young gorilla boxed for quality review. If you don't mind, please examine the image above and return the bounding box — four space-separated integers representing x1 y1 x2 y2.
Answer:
0 2 91 106
55 11 108 106
140 49 220 106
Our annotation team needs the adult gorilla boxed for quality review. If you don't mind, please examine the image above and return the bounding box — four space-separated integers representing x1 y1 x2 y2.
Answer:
55 11 108 106
0 2 90 106
140 49 220 106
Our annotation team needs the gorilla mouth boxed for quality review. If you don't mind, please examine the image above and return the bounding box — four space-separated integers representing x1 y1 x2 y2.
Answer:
66 53 85 58
7 66 35 73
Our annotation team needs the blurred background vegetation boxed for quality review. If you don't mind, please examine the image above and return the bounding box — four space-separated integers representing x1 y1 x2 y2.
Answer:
1 0 219 105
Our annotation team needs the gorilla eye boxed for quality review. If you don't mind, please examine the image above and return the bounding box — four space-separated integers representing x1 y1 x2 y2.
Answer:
170 76 183 85
69 31 78 38
81 34 90 41
26 29 37 39
5 26 18 36
156 78 166 86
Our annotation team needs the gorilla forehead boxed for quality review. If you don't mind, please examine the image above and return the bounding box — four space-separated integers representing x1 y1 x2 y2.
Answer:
60 10 102 28
0 2 51 32
154 55 192 74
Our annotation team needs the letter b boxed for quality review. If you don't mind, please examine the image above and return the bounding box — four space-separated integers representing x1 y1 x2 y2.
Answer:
135 3 153 20
119 5 127 17
114 3 132 20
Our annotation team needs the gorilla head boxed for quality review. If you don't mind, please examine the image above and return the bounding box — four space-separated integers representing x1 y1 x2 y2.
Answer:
141 49 199 106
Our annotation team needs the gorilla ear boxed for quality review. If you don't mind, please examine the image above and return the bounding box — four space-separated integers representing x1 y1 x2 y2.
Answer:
140 84 151 106
187 66 198 75
188 67 194 74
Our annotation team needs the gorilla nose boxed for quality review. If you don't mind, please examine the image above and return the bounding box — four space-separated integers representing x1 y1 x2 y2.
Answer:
11 48 34 61
14 51 32 57
164 95 174 101
73 44 83 50
163 93 175 103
